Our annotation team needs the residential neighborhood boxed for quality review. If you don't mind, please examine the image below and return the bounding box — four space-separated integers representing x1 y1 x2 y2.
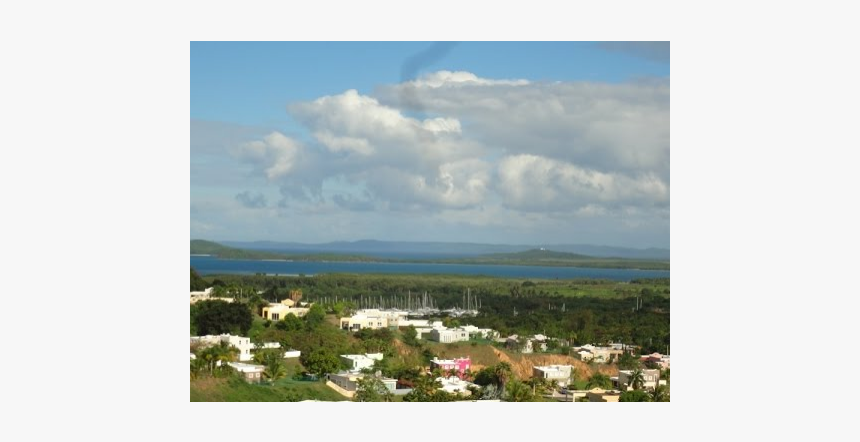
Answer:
190 279 670 403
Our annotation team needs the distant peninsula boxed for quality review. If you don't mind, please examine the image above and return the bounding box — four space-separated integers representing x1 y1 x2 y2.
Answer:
191 240 669 271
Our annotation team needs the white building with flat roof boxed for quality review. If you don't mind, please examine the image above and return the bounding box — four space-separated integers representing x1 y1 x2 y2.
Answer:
429 328 469 343
326 372 397 397
261 303 309 321
340 353 384 371
617 369 662 391
226 362 264 382
190 334 254 361
436 376 477 395
340 311 391 331
533 365 574 386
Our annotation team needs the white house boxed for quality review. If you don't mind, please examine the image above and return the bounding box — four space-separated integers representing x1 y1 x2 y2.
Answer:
190 334 254 361
617 369 662 390
459 325 498 339
506 335 547 354
429 328 469 343
261 302 309 321
283 350 301 359
340 353 384 371
414 327 435 340
226 362 265 382
326 371 397 397
340 312 389 331
436 376 477 395
532 365 574 387
574 345 612 363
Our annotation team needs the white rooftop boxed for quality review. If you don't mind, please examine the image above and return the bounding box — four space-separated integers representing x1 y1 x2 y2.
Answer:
227 362 264 373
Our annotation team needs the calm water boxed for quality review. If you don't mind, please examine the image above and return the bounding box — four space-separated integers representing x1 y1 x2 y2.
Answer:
190 256 669 281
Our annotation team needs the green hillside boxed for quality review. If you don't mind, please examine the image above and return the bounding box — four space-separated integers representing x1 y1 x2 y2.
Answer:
191 239 284 260
437 249 669 270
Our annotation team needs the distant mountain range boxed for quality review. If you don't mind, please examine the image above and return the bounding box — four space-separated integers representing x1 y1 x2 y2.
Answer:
219 239 670 260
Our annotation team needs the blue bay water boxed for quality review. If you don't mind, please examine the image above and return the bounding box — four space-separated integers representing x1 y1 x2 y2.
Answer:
190 256 669 281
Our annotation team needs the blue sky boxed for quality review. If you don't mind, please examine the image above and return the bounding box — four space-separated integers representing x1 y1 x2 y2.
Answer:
191 42 670 248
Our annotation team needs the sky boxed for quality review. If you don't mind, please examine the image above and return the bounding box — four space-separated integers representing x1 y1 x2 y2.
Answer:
191 42 670 248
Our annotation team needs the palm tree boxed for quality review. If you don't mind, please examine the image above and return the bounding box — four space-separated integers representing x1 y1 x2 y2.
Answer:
411 374 442 397
190 358 207 379
587 372 612 390
504 380 534 402
493 362 513 392
263 358 287 384
650 385 669 402
628 368 645 390
462 369 474 382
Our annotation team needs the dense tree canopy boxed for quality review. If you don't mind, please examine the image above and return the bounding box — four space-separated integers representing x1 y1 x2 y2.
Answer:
192 300 253 336
191 267 208 291
300 349 342 377
620 390 652 402
354 377 393 402
202 273 670 353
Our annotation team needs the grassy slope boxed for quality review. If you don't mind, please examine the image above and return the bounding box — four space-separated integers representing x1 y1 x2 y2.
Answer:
190 359 348 402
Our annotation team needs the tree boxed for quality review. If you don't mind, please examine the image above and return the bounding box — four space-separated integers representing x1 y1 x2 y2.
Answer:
618 352 640 370
354 376 393 402
528 377 552 396
190 358 207 379
620 390 651 402
627 368 645 390
472 366 498 387
197 341 238 375
304 304 326 330
650 385 670 402
587 372 612 390
402 325 419 347
191 267 208 291
504 380 535 402
193 300 253 336
403 375 443 402
275 313 304 332
493 362 513 392
263 356 287 383
300 349 341 377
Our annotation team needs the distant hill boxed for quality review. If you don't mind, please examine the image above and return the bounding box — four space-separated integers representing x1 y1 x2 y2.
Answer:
437 249 669 270
193 240 668 270
191 239 285 260
221 239 669 260
191 239 388 262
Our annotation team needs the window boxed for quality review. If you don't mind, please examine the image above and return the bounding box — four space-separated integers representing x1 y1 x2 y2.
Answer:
272 313 279 321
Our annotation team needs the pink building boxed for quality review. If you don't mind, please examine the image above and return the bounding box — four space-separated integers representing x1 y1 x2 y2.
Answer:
640 353 670 369
430 357 471 378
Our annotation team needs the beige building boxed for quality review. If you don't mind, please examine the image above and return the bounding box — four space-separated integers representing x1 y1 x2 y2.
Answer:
326 372 397 397
262 299 309 320
340 313 388 331
587 388 621 402
617 369 662 390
